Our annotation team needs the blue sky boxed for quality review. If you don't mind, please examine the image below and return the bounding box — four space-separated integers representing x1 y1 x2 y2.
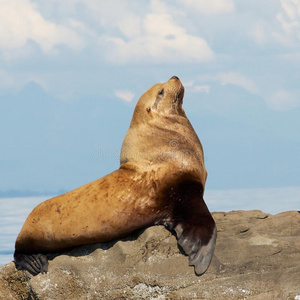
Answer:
0 1 299 210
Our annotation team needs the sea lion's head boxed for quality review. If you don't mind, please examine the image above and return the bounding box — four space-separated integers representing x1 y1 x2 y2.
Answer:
131 76 186 124
121 76 206 181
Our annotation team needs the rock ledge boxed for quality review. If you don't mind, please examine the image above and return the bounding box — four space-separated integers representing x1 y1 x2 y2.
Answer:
1 210 299 299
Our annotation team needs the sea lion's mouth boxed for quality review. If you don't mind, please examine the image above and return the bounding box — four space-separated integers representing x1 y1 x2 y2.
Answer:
172 87 184 107
175 88 184 103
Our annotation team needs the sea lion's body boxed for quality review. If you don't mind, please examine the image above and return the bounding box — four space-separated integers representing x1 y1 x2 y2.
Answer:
14 76 217 276
15 168 157 253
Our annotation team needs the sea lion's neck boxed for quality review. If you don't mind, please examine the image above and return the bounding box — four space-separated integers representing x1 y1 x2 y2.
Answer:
120 115 206 183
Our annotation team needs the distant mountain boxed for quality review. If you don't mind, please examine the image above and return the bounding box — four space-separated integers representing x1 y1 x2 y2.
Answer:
1 81 299 192
0 189 67 198
0 81 133 193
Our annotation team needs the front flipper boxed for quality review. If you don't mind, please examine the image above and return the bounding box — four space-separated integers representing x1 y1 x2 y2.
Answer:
174 221 217 275
164 179 217 276
14 251 48 275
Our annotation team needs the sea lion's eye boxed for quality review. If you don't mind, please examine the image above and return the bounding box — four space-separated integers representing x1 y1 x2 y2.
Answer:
158 89 164 96
146 107 151 113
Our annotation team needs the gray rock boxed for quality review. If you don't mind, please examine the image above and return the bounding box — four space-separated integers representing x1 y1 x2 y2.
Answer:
1 210 299 299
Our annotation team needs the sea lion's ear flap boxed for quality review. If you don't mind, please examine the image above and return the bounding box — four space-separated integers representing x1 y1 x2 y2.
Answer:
174 220 217 275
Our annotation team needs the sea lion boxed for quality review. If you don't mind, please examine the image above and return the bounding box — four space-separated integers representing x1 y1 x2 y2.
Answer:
14 76 217 276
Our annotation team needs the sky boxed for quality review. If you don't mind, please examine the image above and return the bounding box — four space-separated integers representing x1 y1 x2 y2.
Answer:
0 0 299 210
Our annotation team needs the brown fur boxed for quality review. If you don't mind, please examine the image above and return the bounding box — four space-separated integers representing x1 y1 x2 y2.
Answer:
15 77 216 276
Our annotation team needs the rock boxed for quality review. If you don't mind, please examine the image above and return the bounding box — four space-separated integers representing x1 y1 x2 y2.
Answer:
1 210 299 299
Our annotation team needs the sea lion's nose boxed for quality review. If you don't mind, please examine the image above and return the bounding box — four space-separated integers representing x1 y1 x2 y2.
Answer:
170 76 179 80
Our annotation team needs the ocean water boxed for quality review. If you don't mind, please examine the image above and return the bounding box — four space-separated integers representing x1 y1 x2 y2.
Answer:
0 196 49 266
0 187 299 267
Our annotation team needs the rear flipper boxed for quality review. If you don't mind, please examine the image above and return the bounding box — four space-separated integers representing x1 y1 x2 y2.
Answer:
14 251 48 276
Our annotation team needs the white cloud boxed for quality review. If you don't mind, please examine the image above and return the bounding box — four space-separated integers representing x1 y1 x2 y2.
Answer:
192 85 211 93
197 72 300 112
0 0 298 116
217 72 258 94
197 72 257 94
280 0 300 21
0 0 214 64
273 0 300 45
248 0 300 47
266 90 300 111
182 80 195 88
118 16 142 39
183 80 211 93
100 9 214 64
178 0 235 15
114 90 135 102
0 0 84 55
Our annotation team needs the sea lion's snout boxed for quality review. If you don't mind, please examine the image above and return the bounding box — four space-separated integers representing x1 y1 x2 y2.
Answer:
167 76 184 92
167 76 184 105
